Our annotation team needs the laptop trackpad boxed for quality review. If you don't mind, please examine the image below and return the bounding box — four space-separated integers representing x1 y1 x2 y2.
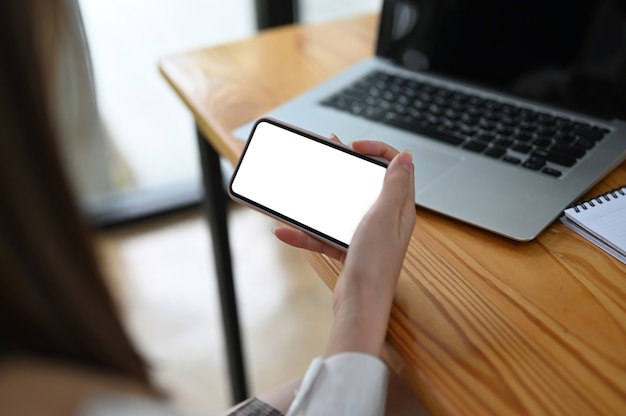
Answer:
356 129 462 191
410 148 463 192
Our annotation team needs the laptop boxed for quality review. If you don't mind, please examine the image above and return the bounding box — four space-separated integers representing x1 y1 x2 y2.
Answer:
234 0 626 241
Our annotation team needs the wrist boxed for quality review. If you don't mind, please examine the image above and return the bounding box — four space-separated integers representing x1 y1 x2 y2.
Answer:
324 292 393 358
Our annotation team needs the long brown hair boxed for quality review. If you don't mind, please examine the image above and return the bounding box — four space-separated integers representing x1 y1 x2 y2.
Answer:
0 1 151 384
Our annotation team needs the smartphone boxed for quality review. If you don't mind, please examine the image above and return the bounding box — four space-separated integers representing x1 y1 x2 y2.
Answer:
228 118 387 250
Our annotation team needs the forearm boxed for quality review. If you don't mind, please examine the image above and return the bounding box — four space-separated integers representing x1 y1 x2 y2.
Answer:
324 282 394 358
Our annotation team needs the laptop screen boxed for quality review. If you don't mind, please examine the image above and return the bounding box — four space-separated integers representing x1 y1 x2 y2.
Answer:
376 0 626 121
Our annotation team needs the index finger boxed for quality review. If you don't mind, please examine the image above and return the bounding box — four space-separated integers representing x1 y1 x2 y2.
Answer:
351 140 400 162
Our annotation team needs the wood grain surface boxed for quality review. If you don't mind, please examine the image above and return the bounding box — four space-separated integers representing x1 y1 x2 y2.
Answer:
160 14 626 415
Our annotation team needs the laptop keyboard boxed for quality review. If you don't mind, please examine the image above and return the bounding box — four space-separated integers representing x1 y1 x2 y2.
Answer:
320 70 610 177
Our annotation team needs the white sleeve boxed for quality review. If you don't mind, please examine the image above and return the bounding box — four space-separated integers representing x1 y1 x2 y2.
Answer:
286 352 388 416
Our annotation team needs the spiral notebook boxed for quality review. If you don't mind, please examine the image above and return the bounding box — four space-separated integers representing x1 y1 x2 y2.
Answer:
560 186 626 264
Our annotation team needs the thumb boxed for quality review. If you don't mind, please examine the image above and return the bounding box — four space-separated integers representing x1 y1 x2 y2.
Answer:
377 150 413 210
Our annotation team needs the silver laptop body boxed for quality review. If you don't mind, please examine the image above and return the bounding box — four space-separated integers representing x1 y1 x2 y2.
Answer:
235 0 626 241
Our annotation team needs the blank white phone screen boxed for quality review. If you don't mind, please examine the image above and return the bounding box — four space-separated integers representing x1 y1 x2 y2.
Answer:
231 121 386 247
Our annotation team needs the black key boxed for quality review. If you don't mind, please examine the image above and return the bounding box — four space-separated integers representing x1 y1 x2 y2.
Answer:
552 143 586 159
382 90 397 101
428 104 444 115
425 114 441 125
390 83 404 93
512 143 533 153
477 133 497 142
363 106 386 120
449 100 465 111
544 150 577 167
503 156 522 165
501 103 519 116
408 108 424 119
413 99 427 109
542 167 562 177
494 138 514 148
322 95 356 110
418 92 433 102
458 124 480 136
440 118 459 131
444 109 461 120
572 125 604 141
483 111 502 122
381 100 395 111
576 138 595 150
341 88 368 101
523 158 547 170
533 138 553 149
519 109 538 121
468 96 485 107
465 105 482 116
484 99 502 111
485 146 507 158
500 116 519 127
397 94 411 105
347 103 366 116
496 125 515 136
452 91 470 102
433 95 449 106
404 88 417 99
463 141 488 152
518 122 536 134
558 133 577 144
460 113 479 124
515 132 534 142
364 96 378 106
366 86 383 97
555 118 574 132
537 128 557 138
384 118 465 146
422 83 436 93
537 114 556 127
393 103 408 115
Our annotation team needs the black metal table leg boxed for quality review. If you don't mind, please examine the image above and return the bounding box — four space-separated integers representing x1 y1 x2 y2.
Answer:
196 125 248 404
191 3 296 404
255 0 299 30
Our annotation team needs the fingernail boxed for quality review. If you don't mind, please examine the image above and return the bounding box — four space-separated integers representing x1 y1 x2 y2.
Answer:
397 150 413 167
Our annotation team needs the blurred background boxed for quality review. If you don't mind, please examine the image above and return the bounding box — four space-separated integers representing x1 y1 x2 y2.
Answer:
80 0 381 414
77 0 381 218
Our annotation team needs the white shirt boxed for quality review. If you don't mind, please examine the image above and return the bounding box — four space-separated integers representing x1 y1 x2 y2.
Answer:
286 352 388 416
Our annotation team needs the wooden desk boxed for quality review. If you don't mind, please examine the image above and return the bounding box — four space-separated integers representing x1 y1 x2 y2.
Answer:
160 14 626 415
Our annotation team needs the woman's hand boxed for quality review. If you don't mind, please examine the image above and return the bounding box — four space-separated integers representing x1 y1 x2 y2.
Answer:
274 137 416 357
273 136 413 261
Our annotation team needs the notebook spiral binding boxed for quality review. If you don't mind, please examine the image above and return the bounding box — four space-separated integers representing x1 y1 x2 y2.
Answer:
572 186 626 213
